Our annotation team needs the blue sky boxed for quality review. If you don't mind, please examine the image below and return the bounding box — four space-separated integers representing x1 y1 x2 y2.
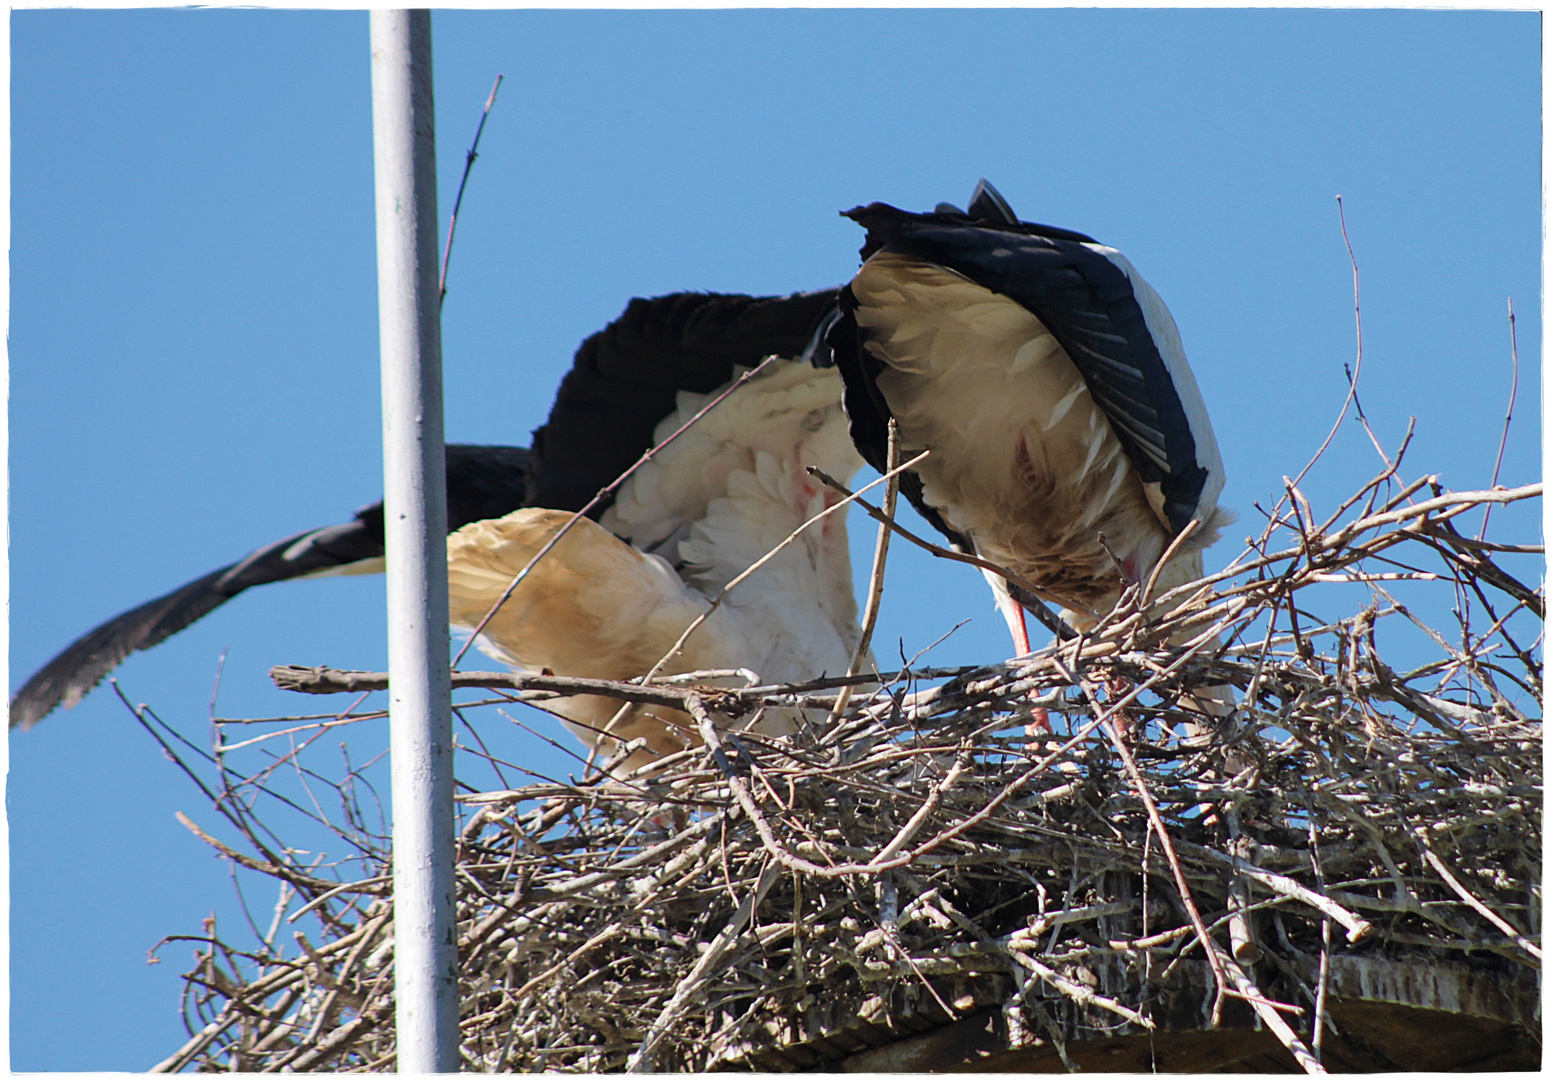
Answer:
8 8 1540 1070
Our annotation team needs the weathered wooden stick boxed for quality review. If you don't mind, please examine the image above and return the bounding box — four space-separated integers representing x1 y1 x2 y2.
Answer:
270 664 696 710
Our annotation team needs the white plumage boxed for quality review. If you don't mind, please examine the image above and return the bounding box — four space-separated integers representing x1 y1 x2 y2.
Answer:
827 182 1232 653
448 358 865 772
851 252 1227 632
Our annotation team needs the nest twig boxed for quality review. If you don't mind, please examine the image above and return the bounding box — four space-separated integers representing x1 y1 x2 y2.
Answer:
144 461 1541 1073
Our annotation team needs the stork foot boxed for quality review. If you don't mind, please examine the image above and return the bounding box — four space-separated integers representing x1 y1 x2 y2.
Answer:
1025 706 1052 737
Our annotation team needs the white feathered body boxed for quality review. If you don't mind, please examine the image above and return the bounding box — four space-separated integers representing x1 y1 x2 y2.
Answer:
851 251 1229 630
447 359 866 770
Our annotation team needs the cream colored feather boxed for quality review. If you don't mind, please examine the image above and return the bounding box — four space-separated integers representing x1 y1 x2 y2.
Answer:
447 508 763 771
853 251 1230 631
447 360 869 776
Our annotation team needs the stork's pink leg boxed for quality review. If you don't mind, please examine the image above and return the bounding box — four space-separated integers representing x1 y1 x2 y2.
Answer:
1011 603 1032 657
1010 606 1054 734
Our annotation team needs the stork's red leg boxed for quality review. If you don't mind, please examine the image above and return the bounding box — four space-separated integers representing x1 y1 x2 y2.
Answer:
1011 603 1032 657
1011 605 1055 734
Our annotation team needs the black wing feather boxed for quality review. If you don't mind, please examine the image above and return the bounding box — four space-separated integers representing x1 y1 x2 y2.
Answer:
524 289 841 514
10 444 530 729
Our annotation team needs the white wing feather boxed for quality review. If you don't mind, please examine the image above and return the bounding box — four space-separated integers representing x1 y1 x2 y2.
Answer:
602 359 867 678
447 359 869 773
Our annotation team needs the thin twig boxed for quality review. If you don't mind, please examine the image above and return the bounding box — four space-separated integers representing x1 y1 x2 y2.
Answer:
1478 297 1520 539
829 419 901 722
1418 846 1542 960
1090 707 1230 1023
1285 195 1367 495
438 74 503 306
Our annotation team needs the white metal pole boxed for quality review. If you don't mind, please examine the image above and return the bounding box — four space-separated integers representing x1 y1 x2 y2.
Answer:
369 10 459 1072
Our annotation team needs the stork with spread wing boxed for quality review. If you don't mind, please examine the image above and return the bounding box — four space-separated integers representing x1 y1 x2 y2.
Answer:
13 290 865 772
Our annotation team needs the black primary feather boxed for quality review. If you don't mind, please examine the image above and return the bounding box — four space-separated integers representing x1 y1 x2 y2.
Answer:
524 289 841 514
10 444 532 730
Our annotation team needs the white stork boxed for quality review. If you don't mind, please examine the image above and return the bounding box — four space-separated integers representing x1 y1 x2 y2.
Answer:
447 291 865 770
12 290 867 774
819 180 1231 655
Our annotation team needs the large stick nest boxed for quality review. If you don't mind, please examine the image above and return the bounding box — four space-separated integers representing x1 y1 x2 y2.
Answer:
146 463 1541 1072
